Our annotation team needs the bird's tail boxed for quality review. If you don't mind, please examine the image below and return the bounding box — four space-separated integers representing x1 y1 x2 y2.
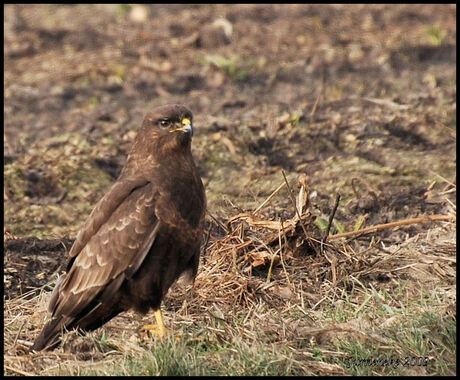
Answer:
30 316 66 352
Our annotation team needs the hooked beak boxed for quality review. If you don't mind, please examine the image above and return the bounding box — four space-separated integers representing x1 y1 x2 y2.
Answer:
181 118 193 136
169 118 193 136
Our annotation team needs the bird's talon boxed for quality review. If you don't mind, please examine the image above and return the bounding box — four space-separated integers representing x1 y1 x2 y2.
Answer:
141 324 158 331
142 325 169 339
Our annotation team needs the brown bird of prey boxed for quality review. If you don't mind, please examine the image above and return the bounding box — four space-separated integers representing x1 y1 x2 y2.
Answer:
31 104 206 351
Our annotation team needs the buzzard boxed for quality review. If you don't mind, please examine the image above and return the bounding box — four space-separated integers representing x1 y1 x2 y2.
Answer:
31 104 206 351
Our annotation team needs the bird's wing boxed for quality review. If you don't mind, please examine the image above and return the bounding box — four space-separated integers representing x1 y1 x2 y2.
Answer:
48 177 160 320
67 176 150 260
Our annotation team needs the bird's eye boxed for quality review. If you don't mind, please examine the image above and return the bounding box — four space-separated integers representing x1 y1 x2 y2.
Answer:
159 119 171 128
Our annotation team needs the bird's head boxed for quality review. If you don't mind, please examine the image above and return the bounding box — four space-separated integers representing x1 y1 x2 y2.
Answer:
125 104 196 172
141 104 194 148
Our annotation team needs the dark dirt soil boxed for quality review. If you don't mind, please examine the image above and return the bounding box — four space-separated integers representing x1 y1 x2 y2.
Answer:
4 237 73 297
4 5 456 300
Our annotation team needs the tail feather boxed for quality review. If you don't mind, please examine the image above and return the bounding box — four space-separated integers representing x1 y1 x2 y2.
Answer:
31 295 126 351
30 316 66 352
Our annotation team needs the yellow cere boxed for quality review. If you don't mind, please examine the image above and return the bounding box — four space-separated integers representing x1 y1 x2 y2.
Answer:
181 118 191 126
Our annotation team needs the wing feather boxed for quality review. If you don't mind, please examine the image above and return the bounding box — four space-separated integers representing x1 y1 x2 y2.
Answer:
49 180 159 322
68 177 149 259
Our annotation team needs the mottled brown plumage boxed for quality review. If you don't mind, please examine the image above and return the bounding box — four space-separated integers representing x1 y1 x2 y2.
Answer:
32 104 206 351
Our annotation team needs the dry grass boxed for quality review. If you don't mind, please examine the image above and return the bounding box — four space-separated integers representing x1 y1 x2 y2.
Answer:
4 3 456 375
4 174 456 375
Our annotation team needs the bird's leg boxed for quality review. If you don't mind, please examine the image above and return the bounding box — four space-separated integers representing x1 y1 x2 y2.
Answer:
142 309 169 338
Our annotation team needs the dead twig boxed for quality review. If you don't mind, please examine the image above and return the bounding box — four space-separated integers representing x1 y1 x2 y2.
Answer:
253 182 286 214
362 96 410 110
279 218 292 288
281 170 309 241
4 364 34 376
321 193 341 253
201 225 213 265
310 90 321 119
328 214 455 241
207 211 228 233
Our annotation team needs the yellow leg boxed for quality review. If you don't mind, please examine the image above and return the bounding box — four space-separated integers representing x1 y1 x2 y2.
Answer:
142 309 169 338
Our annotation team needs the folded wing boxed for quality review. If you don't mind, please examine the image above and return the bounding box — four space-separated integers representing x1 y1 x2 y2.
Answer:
32 177 160 350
